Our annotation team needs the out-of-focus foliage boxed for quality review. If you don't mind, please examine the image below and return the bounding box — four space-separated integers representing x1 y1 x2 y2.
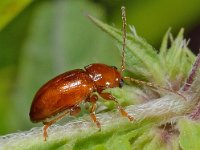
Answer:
179 119 200 150
99 0 200 45
0 0 32 30
0 0 200 135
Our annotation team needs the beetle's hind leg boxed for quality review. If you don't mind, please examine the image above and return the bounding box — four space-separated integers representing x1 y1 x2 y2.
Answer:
42 106 81 141
43 113 67 141
43 120 60 142
43 124 49 142
42 108 76 141
43 119 62 142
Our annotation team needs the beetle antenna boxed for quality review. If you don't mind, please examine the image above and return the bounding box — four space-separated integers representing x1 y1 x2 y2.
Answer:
120 7 186 102
120 6 126 74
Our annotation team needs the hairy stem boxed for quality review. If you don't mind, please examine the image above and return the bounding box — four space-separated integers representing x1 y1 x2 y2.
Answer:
182 51 200 91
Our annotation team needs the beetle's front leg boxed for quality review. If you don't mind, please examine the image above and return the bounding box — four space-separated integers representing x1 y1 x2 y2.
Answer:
98 90 134 121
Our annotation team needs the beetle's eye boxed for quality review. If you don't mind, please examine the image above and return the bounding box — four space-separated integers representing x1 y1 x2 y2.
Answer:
111 66 117 70
119 79 124 88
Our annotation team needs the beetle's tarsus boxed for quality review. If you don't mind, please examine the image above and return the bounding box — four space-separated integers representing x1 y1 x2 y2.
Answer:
43 124 49 142
118 106 134 121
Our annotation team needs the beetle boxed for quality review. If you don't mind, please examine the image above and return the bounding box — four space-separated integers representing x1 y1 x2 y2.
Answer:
30 63 133 141
29 6 134 141
29 6 186 141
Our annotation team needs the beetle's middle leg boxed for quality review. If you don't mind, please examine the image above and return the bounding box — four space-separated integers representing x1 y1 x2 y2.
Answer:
70 105 81 116
86 94 101 130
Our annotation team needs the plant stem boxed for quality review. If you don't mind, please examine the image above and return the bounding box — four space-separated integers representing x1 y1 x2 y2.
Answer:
182 51 200 91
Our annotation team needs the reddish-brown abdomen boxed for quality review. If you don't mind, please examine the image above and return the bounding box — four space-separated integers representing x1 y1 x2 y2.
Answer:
29 69 94 122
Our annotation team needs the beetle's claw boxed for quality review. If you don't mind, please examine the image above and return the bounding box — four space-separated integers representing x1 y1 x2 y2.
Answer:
127 115 134 121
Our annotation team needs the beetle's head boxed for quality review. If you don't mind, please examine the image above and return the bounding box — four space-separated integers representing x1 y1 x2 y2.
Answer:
85 63 123 90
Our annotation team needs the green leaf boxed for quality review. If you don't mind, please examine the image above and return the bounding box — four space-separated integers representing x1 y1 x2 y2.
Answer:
179 118 200 150
133 131 154 149
160 29 195 82
159 28 171 59
0 0 32 30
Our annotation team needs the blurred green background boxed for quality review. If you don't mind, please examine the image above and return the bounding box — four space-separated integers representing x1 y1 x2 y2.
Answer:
0 0 200 135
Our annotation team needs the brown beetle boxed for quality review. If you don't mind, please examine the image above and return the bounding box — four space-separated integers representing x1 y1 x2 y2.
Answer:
29 6 134 141
29 6 185 141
